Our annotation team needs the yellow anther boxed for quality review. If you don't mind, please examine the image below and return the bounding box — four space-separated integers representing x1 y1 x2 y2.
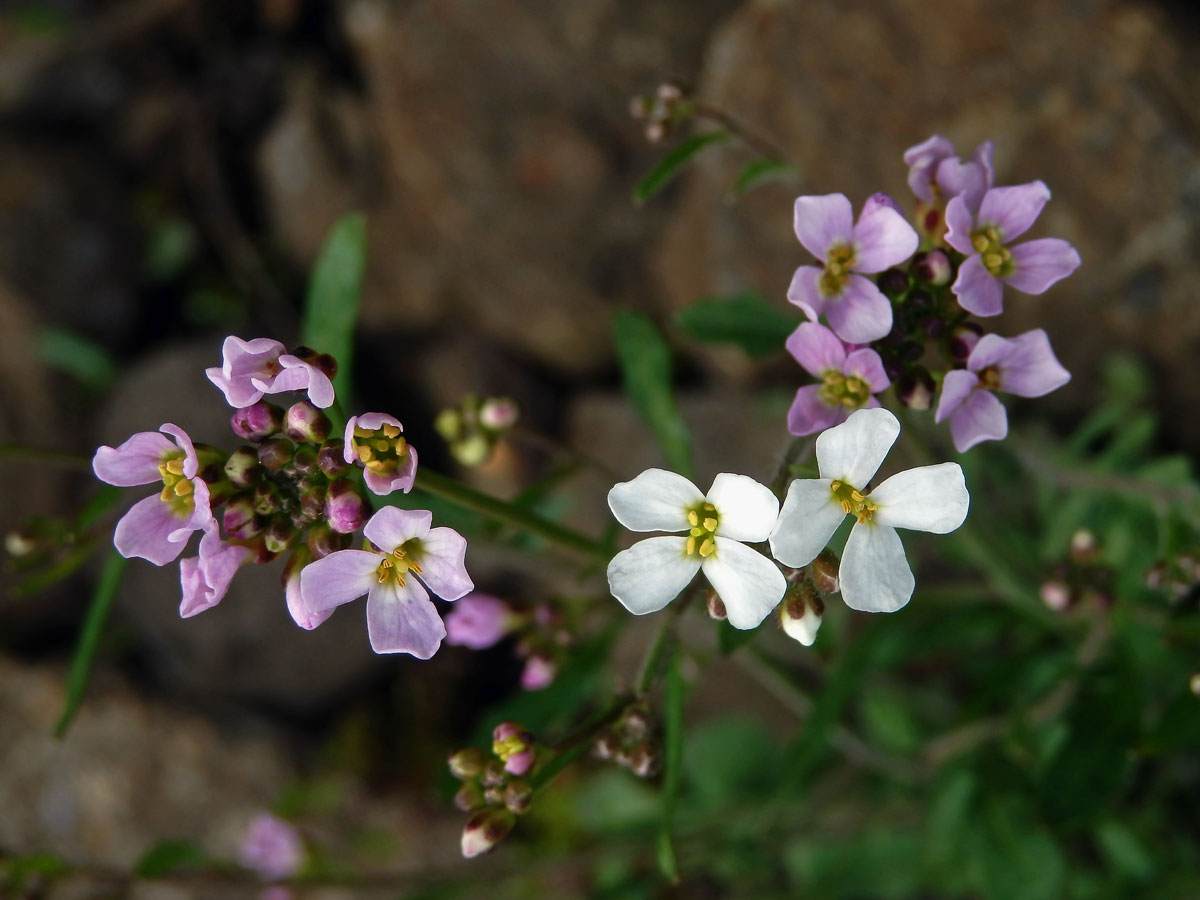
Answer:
382 424 401 439
365 459 384 472
374 439 390 452
354 427 374 439
410 561 422 574
174 479 193 497
831 480 843 491
841 500 853 514
703 517 718 532
164 458 185 476
698 537 716 558
689 526 705 537
983 252 1003 270
972 234 990 253
357 445 374 463
686 535 697 556
687 510 700 527
850 489 865 503
393 548 406 559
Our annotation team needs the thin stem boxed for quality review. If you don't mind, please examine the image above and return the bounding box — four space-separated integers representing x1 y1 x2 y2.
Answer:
509 425 620 482
692 101 794 166
414 467 611 564
0 443 92 470
635 588 697 696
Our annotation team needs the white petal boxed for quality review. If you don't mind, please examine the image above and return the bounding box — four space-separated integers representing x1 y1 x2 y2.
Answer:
815 407 900 487
608 469 702 533
769 479 845 568
607 536 699 615
702 538 787 630
870 463 969 534
706 473 779 542
839 523 914 612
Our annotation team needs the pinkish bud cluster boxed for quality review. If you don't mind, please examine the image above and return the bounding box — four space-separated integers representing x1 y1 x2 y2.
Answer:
629 81 691 144
1040 529 1113 613
444 595 571 692
434 394 520 468
592 704 661 779
449 721 539 858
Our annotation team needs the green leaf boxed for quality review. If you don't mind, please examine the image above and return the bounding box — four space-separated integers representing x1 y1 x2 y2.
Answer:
633 131 733 205
55 551 127 738
301 212 367 403
38 328 117 391
612 311 692 477
675 291 798 358
726 157 797 201
657 646 685 883
135 840 207 878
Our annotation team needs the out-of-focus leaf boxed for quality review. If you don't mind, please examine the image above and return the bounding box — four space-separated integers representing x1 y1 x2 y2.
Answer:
301 212 367 403
675 292 798 358
1094 819 1155 882
134 841 207 878
38 328 117 391
633 130 732 205
977 796 1066 900
55 551 126 737
613 311 692 477
726 157 797 201
684 715 780 809
657 646 685 883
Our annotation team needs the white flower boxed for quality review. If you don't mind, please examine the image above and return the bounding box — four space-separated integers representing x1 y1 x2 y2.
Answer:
607 469 787 630
769 408 969 613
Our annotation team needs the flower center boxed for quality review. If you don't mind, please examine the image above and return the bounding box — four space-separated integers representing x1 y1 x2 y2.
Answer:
819 244 856 297
970 225 1014 278
493 732 531 762
830 479 876 524
354 423 410 477
977 364 1002 391
818 370 872 409
684 501 720 559
157 453 195 515
375 539 424 587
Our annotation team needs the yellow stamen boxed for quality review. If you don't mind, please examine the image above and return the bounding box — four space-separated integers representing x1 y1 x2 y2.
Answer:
164 459 185 476
382 424 401 439
687 510 699 527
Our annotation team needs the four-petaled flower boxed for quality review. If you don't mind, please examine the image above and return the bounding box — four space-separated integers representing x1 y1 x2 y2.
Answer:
92 423 213 565
607 470 786 630
904 134 994 213
935 328 1071 451
785 321 889 436
299 507 472 657
344 413 418 495
206 336 335 409
788 193 919 343
945 182 1081 317
770 408 969 613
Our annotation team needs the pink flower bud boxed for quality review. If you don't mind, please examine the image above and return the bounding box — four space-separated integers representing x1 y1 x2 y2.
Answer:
520 654 556 691
461 808 515 859
324 479 368 534
231 402 284 442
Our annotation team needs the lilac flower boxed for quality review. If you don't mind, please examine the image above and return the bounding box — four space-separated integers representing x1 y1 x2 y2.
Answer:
179 523 251 618
935 329 1071 451
445 593 513 649
788 193 919 343
344 413 418 495
299 507 472 657
904 135 994 212
785 322 889 436
92 424 213 565
520 654 556 691
284 553 332 630
945 182 1082 317
493 721 535 776
206 336 335 410
239 812 303 882
607 470 786 630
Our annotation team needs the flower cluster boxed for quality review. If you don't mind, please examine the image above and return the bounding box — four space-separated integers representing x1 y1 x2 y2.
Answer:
786 135 1079 451
93 336 472 657
444 593 570 691
448 721 538 858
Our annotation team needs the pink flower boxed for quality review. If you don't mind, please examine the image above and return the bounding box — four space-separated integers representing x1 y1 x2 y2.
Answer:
788 193 919 343
284 553 333 630
299 507 473 657
344 413 418 496
785 322 889 436
445 593 513 649
92 424 213 565
239 812 303 881
179 522 251 617
206 336 335 410
520 654 556 691
904 135 994 212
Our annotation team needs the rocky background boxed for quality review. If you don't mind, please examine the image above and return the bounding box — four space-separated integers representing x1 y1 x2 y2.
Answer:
1 0 1198 895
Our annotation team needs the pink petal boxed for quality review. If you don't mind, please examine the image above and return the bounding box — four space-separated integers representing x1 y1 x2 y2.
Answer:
793 193 854 259
444 593 510 649
970 330 1071 398
92 431 176 486
415 525 473 601
978 181 1050 242
114 494 194 565
786 265 827 322
843 348 890 393
949 389 1008 452
363 507 432 552
943 195 977 255
951 254 1004 317
179 524 249 618
363 445 418 496
159 423 199 478
825 274 893 343
787 385 840 437
278 355 335 408
852 197 919 272
286 568 333 630
1005 238 1081 295
785 322 846 376
299 549 380 614
365 578 446 658
903 135 955 203
935 369 979 423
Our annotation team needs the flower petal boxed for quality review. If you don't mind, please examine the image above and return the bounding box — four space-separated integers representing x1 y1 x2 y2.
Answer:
114 494 193 565
366 577 446 658
787 385 840 437
363 506 432 551
92 431 176 486
286 569 333 630
416 525 473 601
364 444 419 496
159 423 199 478
785 322 846 377
951 254 1004 317
769 478 845 568
815 407 900 487
706 473 779 543
702 538 787 630
934 369 979 424
607 536 699 616
949 389 1008 452
299 549 380 614
608 469 701 533
843 348 890 393
903 135 955 203
870 463 969 534
793 193 854 259
786 265 827 321
969 330 1071 397
824 275 893 343
1005 238 1082 295
978 181 1050 242
444 594 510 649
179 525 250 618
840 523 915 612
942 195 977 255
852 197 919 272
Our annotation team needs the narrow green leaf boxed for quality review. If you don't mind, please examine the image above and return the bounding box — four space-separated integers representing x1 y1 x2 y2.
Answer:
135 841 207 878
301 212 367 403
612 312 692 477
726 157 797 201
657 647 685 883
37 328 117 391
676 291 798 358
633 130 732 205
55 551 127 738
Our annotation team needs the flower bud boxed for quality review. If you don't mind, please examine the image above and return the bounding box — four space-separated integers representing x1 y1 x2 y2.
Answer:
896 367 936 411
224 496 265 540
224 446 260 488
656 80 685 106
629 94 653 120
811 549 840 595
435 408 462 442
493 722 536 776
289 345 338 381
316 440 348 478
291 445 319 475
479 397 520 432
520 654 555 692
257 437 294 471
948 323 983 364
253 482 281 516
628 743 661 779
481 760 506 787
593 733 618 759
503 780 533 815
284 401 332 444
1040 579 1072 612
452 435 492 467
706 589 727 620
231 402 284 442
449 747 489 781
324 479 368 534
1068 529 1098 565
780 583 823 647
305 522 350 560
621 707 650 742
264 517 298 555
4 529 38 557
454 782 485 812
913 249 952 286
1190 673 1200 697
877 267 909 298
461 808 515 859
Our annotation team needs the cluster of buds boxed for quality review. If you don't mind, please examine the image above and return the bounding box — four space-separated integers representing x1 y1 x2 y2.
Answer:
628 81 691 144
777 549 838 646
444 594 571 691
450 722 537 858
593 704 660 778
1145 549 1200 605
1040 529 1113 612
434 394 520 467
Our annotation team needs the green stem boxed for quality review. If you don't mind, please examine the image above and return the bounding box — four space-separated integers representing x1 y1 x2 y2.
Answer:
635 587 697 696
0 443 91 469
414 467 611 564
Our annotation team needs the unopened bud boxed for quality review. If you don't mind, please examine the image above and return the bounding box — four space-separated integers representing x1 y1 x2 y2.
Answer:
1040 579 1072 612
435 408 462 442
317 440 348 478
305 522 350 559
896 367 936 411
482 785 505 806
224 496 265 540
449 747 489 781
629 94 653 121
289 345 338 381
593 733 618 759
253 482 281 516
780 582 823 647
628 744 661 779
1069 529 1098 565
621 707 650 741
224 446 260 488
1190 673 1200 697
645 121 667 144
452 435 492 467
913 249 952 286
948 323 983 364
231 402 284 442
479 397 519 432
291 445 319 475
520 654 555 691
503 780 533 815
284 401 332 444
461 808 515 859
706 590 727 620
481 760 506 787
257 437 294 471
324 479 368 534
656 81 685 106
264 518 298 555
877 267 909 298
4 529 38 557
454 782 485 812
811 549 840 595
